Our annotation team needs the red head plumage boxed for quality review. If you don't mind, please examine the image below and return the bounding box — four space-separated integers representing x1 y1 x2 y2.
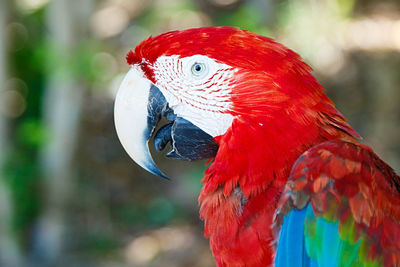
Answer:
126 49 140 65
123 27 364 267
127 27 309 82
126 27 359 133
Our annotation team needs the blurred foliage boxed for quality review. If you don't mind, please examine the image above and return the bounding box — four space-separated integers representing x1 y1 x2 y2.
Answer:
1 0 399 266
4 6 46 247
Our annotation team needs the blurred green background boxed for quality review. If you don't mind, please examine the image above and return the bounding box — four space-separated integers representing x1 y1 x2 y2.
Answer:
0 0 399 266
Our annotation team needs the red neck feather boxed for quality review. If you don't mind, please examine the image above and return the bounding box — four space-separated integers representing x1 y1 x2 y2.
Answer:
197 45 358 266
199 103 357 266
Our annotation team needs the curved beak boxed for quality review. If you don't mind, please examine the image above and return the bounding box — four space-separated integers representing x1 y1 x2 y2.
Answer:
114 67 168 179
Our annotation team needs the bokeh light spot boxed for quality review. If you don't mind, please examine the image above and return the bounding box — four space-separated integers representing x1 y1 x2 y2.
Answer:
125 235 160 264
0 78 28 118
91 5 130 38
16 0 50 13
0 90 27 118
7 23 29 52
210 0 240 7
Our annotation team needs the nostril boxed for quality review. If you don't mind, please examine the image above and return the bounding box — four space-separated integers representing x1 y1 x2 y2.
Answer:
154 123 173 152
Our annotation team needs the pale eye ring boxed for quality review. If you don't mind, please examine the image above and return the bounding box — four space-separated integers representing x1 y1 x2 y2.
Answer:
191 62 207 76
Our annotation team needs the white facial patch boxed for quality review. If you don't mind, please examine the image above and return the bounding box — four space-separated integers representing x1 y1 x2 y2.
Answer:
152 55 236 137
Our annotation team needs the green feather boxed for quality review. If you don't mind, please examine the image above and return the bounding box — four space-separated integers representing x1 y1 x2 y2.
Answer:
303 204 382 267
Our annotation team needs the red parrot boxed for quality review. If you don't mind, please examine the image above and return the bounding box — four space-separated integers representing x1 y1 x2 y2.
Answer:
114 27 400 267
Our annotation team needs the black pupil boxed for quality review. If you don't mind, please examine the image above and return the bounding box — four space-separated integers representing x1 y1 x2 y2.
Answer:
194 64 202 72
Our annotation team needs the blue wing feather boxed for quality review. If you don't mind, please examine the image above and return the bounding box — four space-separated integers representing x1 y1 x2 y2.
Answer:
275 203 354 267
275 203 318 267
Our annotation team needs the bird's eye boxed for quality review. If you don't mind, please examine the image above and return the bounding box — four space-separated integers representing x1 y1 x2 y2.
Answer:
191 62 207 77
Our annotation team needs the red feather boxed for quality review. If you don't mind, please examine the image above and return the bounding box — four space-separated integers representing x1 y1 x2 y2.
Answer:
127 27 398 266
274 141 400 267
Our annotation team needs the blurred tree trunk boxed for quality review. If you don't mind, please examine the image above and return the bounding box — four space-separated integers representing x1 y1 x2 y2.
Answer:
34 0 93 264
0 1 24 266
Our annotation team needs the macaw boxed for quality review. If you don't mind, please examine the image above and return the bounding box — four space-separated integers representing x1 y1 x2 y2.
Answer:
114 27 400 267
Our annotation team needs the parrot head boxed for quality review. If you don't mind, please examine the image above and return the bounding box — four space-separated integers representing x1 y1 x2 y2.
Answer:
114 26 357 183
